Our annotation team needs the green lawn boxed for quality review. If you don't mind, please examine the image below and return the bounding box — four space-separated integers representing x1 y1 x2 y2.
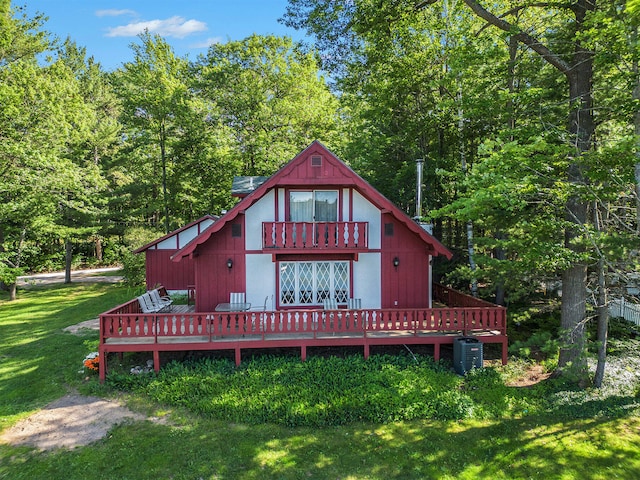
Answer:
1 284 639 480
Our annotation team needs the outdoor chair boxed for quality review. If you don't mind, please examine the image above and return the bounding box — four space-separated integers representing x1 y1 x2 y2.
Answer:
346 298 361 329
138 293 163 313
347 298 361 309
322 298 339 333
230 292 246 304
323 298 338 310
249 296 269 332
149 289 172 309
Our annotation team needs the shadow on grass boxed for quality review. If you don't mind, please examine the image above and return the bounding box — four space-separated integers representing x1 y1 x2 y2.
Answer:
1 411 638 479
0 284 139 417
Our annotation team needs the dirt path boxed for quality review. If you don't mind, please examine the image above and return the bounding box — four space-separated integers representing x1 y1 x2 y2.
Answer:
2 270 149 451
17 267 123 288
0 394 156 451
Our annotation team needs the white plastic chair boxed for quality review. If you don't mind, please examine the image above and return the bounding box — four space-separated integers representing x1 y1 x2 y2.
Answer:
347 298 361 309
230 292 246 304
150 289 172 309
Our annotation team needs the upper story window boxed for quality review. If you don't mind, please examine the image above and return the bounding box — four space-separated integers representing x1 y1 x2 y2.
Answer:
289 190 338 222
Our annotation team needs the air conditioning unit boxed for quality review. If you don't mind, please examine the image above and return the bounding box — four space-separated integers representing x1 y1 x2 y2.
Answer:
453 337 483 375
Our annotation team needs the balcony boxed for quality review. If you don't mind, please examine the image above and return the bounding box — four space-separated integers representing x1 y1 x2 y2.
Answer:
262 221 368 252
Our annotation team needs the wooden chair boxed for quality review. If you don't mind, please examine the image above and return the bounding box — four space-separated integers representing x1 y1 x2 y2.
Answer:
323 298 338 310
138 293 164 313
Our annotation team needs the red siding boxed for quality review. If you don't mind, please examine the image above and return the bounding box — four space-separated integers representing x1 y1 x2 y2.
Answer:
277 147 356 185
194 220 247 311
381 214 430 309
145 250 195 290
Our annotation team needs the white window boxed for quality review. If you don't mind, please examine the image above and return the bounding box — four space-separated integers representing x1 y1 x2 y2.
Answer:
289 190 338 222
279 261 349 306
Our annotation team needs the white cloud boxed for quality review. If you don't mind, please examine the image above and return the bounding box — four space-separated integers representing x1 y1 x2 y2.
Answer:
105 16 207 39
96 9 136 17
190 37 223 48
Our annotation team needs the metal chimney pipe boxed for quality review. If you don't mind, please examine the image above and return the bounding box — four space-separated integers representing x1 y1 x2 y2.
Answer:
415 158 424 219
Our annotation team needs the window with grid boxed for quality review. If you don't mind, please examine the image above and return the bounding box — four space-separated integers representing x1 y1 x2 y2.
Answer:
279 261 349 306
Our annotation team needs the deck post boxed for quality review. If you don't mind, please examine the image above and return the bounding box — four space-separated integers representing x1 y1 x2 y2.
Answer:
363 343 369 360
153 350 160 373
502 340 508 365
434 343 440 361
99 349 106 383
301 345 306 361
235 347 241 366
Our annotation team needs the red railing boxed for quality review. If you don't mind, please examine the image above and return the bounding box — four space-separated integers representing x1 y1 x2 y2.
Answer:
433 283 502 308
262 221 368 250
100 305 506 344
99 286 507 380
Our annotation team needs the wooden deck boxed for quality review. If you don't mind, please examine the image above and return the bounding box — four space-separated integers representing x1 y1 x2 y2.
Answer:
98 285 507 381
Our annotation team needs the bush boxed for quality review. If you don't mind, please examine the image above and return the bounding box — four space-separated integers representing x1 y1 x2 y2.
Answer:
509 330 559 361
103 354 557 426
120 249 145 287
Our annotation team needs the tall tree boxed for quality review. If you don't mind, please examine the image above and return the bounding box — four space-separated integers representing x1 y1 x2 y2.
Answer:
283 0 613 382
0 2 105 296
112 32 191 233
196 35 340 176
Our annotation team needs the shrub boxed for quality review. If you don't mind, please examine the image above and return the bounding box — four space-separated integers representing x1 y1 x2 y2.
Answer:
129 354 478 427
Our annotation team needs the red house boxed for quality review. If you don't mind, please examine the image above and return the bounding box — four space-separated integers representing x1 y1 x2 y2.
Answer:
134 214 217 292
99 142 507 380
173 141 451 312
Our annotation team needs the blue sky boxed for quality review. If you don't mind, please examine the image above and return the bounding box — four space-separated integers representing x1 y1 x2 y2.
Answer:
21 1 309 70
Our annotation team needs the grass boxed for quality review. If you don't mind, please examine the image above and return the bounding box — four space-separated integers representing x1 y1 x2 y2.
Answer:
1 284 640 479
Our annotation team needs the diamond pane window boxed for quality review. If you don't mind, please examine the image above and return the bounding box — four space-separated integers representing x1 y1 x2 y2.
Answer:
299 262 313 304
334 262 349 302
280 263 296 305
279 261 350 306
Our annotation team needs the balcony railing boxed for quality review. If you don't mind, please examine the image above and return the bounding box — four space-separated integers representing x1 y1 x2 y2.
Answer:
262 221 368 251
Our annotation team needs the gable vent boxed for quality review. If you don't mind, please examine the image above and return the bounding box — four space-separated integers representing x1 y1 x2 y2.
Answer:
311 155 322 167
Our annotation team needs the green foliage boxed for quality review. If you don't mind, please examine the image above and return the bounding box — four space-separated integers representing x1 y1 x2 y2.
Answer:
120 250 145 287
3 284 640 479
0 264 23 286
509 331 560 361
107 354 548 427
108 354 487 426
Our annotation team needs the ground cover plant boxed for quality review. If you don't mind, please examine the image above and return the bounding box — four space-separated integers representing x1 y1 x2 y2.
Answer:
1 283 640 479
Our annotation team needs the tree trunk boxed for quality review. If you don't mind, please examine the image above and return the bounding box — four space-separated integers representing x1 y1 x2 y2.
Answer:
65 239 73 284
9 282 16 301
633 26 640 232
95 236 103 262
593 250 608 388
458 87 478 297
160 121 170 234
461 0 595 384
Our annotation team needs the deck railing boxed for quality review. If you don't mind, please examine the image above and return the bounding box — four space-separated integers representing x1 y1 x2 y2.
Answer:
262 221 368 250
433 283 502 308
100 304 506 344
99 285 507 381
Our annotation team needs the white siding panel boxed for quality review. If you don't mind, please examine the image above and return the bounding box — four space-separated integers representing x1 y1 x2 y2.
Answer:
353 252 381 309
246 254 275 309
278 188 285 221
156 219 215 250
245 190 275 250
352 190 381 249
156 236 178 250
342 188 350 220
